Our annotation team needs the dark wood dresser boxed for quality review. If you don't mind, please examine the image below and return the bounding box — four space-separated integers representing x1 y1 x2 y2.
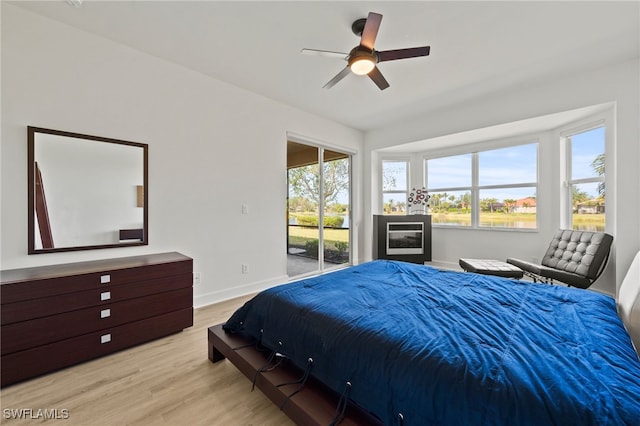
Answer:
0 252 193 387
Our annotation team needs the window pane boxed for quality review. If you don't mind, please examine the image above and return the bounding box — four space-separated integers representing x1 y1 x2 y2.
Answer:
429 191 471 227
323 153 350 266
570 127 605 180
382 161 407 191
571 182 605 232
478 188 537 229
426 154 471 189
383 193 407 215
479 144 537 186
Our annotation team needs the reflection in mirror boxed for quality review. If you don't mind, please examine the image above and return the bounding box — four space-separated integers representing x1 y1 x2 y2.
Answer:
28 127 148 254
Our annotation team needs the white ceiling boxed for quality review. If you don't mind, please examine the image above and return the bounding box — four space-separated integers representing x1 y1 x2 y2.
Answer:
10 1 640 132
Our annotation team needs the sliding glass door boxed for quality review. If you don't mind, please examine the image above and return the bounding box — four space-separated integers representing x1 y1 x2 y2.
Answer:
287 141 351 277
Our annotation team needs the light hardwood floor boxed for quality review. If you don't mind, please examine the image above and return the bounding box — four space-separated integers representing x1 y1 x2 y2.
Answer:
0 295 293 425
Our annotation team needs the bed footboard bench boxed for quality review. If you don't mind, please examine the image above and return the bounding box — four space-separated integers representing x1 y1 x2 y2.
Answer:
207 324 382 426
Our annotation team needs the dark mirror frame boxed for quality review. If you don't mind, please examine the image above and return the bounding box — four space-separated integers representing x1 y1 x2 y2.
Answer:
28 126 149 254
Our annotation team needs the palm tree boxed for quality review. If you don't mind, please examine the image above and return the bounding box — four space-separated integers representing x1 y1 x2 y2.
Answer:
384 198 395 214
431 193 443 211
481 198 499 213
592 153 605 197
459 192 471 212
448 195 456 209
572 186 590 212
503 199 516 213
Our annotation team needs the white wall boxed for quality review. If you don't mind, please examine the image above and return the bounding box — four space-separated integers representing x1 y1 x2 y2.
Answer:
364 59 640 296
1 4 364 307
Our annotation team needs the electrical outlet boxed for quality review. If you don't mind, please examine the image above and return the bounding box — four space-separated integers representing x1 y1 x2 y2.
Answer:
241 204 249 215
241 264 248 274
193 272 201 285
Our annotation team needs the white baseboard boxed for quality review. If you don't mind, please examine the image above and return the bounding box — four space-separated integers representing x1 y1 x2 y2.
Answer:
426 259 462 271
194 274 289 309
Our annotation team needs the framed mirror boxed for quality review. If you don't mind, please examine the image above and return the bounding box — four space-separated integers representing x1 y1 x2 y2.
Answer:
28 126 148 254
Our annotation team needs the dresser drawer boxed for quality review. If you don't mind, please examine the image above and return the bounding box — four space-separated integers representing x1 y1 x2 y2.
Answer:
1 307 193 387
1 272 193 325
1 287 192 355
0 253 192 304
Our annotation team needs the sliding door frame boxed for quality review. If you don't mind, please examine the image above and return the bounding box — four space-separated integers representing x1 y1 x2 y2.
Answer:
286 132 355 277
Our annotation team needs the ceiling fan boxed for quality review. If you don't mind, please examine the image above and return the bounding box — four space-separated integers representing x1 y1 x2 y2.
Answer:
301 12 430 90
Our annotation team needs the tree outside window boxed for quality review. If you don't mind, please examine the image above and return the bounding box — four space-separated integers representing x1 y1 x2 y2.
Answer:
381 160 408 215
568 126 605 231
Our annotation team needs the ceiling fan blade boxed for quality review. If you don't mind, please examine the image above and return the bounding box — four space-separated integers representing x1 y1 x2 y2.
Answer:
301 48 349 60
368 66 389 90
323 66 351 89
377 46 431 62
360 12 382 50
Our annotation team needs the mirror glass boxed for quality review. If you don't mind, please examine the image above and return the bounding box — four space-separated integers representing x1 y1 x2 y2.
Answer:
28 126 148 254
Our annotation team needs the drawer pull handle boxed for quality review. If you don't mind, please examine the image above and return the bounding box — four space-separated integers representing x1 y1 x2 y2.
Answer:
100 309 111 318
101 334 111 344
100 291 111 301
101 274 111 284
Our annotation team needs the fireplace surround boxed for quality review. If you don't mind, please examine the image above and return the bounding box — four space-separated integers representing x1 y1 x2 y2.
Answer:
373 215 431 264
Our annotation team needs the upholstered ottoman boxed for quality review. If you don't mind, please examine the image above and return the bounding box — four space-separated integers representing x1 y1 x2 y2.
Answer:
459 258 524 279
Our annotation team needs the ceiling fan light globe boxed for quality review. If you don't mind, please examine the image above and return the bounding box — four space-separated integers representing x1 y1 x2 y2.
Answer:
350 57 375 75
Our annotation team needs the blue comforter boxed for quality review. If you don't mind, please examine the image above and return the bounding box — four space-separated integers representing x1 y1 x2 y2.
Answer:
224 260 640 425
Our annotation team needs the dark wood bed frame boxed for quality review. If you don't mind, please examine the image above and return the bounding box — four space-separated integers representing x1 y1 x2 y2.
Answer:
208 324 382 425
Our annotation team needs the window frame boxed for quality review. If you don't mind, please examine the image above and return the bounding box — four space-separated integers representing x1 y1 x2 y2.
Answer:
424 139 539 230
380 157 410 215
423 153 473 227
561 120 607 231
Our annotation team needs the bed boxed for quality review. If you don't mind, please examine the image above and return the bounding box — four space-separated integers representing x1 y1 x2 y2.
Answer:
210 260 640 425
